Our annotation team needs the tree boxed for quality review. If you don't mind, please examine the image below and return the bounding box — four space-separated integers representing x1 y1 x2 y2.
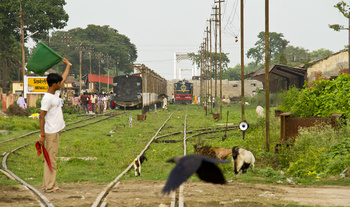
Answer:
39 25 137 77
246 31 289 64
333 1 350 18
222 64 241 80
188 51 230 79
309 49 333 60
329 1 350 49
0 0 69 92
284 46 309 63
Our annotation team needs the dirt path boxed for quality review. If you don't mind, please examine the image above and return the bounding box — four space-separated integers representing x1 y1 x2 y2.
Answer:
1 181 350 206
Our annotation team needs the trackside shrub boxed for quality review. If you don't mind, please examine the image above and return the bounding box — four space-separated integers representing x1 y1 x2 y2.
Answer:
279 74 350 117
284 124 350 178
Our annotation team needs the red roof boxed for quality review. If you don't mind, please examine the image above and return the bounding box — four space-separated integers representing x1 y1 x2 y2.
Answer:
88 74 113 85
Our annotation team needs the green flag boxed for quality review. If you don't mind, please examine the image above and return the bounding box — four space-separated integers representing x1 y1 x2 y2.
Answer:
27 42 63 76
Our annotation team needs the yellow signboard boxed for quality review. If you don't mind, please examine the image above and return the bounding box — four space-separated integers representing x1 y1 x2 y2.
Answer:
27 78 48 92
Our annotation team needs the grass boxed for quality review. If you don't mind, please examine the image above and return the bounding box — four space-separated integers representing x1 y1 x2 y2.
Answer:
0 103 349 189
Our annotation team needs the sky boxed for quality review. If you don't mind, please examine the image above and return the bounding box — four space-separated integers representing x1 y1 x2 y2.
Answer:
47 0 349 80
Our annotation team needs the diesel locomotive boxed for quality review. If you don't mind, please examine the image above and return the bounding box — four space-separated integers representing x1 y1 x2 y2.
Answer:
174 80 193 104
112 74 142 108
112 68 167 111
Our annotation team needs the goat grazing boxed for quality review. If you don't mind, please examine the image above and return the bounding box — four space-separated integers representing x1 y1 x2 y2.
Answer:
162 155 228 195
194 144 232 160
133 155 147 176
231 146 255 174
256 106 264 118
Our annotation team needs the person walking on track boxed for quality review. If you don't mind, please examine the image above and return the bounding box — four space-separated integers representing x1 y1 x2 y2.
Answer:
163 96 170 112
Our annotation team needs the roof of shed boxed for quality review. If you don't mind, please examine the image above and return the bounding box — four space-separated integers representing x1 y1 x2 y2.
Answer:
244 64 306 82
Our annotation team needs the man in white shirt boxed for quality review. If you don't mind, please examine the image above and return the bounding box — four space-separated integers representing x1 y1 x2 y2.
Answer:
39 58 71 193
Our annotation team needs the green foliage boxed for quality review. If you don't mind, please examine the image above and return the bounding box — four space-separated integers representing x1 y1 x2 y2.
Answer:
279 74 350 118
0 0 69 92
27 106 41 114
246 31 289 64
309 48 333 60
36 98 42 108
334 1 350 18
248 89 282 107
223 62 264 81
282 124 350 178
43 24 137 76
222 64 241 80
255 167 281 177
278 87 301 113
187 52 230 72
284 45 310 63
1 104 349 188
0 115 39 130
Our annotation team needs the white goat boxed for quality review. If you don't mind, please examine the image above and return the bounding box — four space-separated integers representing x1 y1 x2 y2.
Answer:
256 106 264 118
231 146 255 174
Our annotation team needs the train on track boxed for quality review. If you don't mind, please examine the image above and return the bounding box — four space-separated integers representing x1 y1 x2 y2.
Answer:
112 74 143 109
112 66 167 112
174 80 193 104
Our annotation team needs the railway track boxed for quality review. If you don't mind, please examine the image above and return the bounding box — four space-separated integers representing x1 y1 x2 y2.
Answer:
92 106 217 207
0 112 123 207
1 106 238 206
91 108 179 207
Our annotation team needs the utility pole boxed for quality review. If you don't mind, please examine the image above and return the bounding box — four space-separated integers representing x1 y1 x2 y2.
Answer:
241 0 245 123
199 43 204 105
205 32 209 116
61 33 71 59
209 18 213 114
203 37 207 115
20 3 25 88
116 57 120 77
218 0 224 120
76 42 84 94
206 25 210 114
86 44 94 91
265 0 270 152
87 44 94 74
212 5 218 113
97 52 103 92
106 54 110 93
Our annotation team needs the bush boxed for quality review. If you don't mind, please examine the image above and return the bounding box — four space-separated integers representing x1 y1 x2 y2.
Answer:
5 104 29 117
283 123 349 178
27 106 41 114
36 97 42 108
279 74 350 118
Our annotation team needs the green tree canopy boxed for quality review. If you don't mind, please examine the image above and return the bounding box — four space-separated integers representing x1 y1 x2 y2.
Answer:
246 31 289 64
222 64 241 80
188 51 230 78
0 0 69 92
309 48 333 60
38 24 137 77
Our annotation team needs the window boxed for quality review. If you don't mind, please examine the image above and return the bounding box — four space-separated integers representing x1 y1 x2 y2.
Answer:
251 83 256 87
233 84 238 87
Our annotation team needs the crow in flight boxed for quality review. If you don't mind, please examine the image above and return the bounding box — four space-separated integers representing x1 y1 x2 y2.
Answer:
162 154 228 195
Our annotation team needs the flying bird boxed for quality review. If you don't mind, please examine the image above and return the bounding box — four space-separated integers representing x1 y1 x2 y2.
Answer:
162 154 228 195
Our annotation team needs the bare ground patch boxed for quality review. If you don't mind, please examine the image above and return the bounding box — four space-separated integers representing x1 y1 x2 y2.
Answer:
1 181 350 206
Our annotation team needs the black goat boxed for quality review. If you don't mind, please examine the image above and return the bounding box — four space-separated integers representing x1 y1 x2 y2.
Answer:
133 155 148 176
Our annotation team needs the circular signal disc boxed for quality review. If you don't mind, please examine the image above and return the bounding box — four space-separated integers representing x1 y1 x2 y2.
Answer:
239 121 249 131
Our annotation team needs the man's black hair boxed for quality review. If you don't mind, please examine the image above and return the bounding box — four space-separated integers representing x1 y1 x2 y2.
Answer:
47 73 63 87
